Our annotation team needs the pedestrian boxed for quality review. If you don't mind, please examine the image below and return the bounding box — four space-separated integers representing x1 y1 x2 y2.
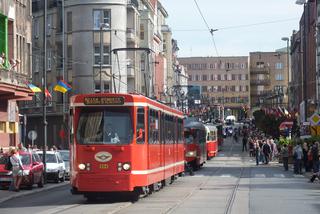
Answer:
17 143 27 152
262 141 271 164
302 142 309 172
242 135 248 152
309 142 320 183
255 141 260 165
0 147 3 153
281 144 289 171
10 148 24 191
293 143 303 174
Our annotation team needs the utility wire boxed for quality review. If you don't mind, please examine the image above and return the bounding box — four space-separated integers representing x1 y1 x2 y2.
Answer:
173 17 299 32
193 0 219 57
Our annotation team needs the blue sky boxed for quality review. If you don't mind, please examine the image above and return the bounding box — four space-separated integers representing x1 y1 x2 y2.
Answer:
160 0 303 57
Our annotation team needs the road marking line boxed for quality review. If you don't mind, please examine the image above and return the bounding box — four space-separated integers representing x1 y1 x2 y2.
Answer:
293 174 304 178
221 174 232 178
274 174 285 178
255 174 266 178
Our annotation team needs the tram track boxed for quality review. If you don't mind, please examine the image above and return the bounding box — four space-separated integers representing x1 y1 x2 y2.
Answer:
224 167 245 214
163 138 241 214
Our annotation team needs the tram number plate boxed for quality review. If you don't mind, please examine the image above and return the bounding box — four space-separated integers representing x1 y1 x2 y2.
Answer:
99 164 108 169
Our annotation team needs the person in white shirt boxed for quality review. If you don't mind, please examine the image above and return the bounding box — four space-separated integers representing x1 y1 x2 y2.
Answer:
10 148 24 191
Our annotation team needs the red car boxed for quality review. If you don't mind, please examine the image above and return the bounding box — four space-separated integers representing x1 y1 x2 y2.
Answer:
0 151 44 189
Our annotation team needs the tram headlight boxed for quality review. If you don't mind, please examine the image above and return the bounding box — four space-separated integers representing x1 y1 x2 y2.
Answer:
122 163 131 171
78 163 86 170
186 151 197 157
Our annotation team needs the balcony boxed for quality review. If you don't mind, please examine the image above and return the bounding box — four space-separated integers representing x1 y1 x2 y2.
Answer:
250 66 270 74
0 67 29 87
127 28 137 43
250 79 271 85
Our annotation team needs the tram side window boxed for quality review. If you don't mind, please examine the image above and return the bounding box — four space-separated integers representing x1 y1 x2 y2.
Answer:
149 109 159 144
137 107 145 144
178 119 183 144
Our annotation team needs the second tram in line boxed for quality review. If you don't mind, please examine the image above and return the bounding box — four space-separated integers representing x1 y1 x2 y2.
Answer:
69 93 184 200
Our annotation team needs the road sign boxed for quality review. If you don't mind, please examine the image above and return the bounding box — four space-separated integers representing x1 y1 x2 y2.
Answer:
310 113 320 126
28 130 37 141
310 126 320 136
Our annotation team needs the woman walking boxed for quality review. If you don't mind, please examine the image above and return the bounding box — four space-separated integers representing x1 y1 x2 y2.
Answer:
10 148 24 191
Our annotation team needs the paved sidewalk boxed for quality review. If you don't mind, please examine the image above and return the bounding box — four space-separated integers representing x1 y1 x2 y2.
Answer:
0 182 69 204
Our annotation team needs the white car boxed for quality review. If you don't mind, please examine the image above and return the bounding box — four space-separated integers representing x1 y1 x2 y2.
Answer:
58 150 70 180
36 151 65 183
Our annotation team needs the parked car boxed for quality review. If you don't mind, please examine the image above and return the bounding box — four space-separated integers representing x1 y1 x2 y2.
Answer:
58 150 70 180
0 151 44 189
36 151 65 183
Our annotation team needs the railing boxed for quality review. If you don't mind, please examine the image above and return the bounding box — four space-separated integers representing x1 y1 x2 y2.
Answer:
250 79 271 85
0 67 29 87
250 66 270 74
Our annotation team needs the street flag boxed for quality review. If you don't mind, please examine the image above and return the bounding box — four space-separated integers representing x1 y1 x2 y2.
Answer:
45 88 52 99
28 83 42 93
54 80 72 93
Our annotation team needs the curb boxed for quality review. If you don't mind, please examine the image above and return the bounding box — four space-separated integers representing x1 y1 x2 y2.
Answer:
0 182 69 204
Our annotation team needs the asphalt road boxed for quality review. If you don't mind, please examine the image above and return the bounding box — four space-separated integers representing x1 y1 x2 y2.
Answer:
0 137 319 214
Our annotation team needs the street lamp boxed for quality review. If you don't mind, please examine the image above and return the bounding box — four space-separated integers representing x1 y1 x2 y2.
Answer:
99 23 109 93
281 37 290 109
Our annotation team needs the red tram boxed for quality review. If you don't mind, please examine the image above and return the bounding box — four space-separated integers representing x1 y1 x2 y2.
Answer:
69 93 184 200
205 124 218 159
184 120 207 170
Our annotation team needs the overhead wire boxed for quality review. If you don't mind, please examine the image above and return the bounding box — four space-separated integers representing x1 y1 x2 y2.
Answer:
172 17 299 32
193 0 219 57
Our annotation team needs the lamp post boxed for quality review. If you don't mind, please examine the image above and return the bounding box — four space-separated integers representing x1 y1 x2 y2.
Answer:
296 0 308 122
42 0 48 183
99 23 109 93
281 37 290 109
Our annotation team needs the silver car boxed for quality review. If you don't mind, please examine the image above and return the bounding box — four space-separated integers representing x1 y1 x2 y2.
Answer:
59 150 70 180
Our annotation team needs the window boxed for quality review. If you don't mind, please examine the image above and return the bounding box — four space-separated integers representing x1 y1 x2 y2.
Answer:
67 12 72 32
188 74 192 81
47 14 53 36
256 62 265 68
202 86 207 92
210 74 214 80
275 63 283 69
94 44 110 65
33 19 39 38
93 10 111 30
195 75 199 81
232 74 236 80
77 108 133 145
227 74 232 81
149 110 159 144
140 24 144 40
241 63 246 69
137 108 145 144
275 74 284 81
202 74 207 81
67 46 72 69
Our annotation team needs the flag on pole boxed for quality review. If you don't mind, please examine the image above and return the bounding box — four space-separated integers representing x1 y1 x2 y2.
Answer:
45 88 52 99
28 83 42 93
54 80 72 93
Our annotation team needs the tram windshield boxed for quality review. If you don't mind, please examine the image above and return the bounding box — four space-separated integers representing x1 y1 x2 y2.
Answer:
76 108 133 145
184 131 195 144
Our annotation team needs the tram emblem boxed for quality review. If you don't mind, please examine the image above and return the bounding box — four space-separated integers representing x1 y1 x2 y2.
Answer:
95 152 112 162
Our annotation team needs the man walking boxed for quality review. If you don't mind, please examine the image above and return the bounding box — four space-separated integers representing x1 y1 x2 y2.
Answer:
309 142 319 182
262 141 271 164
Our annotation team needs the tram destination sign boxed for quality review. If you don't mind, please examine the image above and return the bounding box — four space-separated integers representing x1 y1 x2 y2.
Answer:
84 97 125 105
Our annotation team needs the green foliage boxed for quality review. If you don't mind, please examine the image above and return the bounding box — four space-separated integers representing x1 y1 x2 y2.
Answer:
253 110 286 138
278 137 292 146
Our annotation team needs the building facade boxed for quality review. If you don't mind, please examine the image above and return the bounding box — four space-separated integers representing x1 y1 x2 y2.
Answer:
179 57 250 120
250 52 289 109
0 0 33 149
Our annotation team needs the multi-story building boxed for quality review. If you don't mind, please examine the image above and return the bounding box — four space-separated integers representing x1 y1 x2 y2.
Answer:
0 0 33 148
179 57 250 120
21 0 176 148
249 52 289 109
290 30 303 112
